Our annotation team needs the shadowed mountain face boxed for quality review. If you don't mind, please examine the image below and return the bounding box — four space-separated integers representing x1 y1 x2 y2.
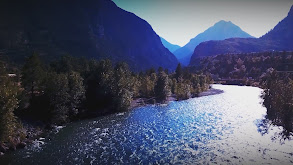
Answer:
174 20 253 66
160 37 181 53
189 6 293 66
0 0 178 71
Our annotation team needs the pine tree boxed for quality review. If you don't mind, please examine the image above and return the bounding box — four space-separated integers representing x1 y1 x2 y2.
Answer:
45 72 70 125
21 52 44 107
164 69 169 75
190 75 201 96
85 59 114 111
0 62 19 142
158 67 164 73
129 74 140 98
67 72 85 118
171 78 177 94
154 71 170 102
175 63 183 82
146 67 156 76
175 82 191 100
113 62 133 111
140 76 153 97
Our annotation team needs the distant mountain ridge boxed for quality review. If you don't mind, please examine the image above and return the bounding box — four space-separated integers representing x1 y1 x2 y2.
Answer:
189 6 293 66
0 0 178 71
160 37 181 53
174 20 253 65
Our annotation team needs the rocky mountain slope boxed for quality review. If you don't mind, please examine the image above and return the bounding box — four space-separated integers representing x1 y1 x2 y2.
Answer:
174 20 253 65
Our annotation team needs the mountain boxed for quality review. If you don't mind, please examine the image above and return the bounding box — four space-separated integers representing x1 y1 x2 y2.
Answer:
0 0 178 71
174 20 253 65
160 37 181 53
190 6 293 66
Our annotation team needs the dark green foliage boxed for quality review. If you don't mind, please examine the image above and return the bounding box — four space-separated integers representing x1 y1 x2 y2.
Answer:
190 75 201 95
0 52 213 155
175 82 191 100
3 54 212 129
164 69 169 75
21 52 44 106
45 72 70 124
174 73 211 100
129 74 140 98
154 71 170 102
50 55 89 75
0 62 19 142
67 72 85 118
85 59 114 111
158 67 164 73
193 51 293 85
175 63 183 82
20 54 87 125
113 88 132 112
42 72 85 125
171 78 177 94
85 60 134 112
146 68 156 76
139 74 156 98
261 69 293 136
112 62 133 111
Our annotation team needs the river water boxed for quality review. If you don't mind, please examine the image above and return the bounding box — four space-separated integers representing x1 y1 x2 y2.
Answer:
1 85 293 164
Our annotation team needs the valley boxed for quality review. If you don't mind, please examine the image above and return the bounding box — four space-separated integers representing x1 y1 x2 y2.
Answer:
1 0 293 164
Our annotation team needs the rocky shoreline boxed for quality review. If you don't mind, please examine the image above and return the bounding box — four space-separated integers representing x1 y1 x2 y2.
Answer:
0 121 45 156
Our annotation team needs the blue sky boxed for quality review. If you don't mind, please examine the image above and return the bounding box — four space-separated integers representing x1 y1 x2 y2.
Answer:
113 0 293 46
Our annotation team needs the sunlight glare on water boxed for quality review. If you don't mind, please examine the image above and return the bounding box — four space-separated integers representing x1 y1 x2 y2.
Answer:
1 85 293 164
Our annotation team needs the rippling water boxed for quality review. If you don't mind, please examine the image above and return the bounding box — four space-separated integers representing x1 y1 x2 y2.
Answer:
1 85 293 164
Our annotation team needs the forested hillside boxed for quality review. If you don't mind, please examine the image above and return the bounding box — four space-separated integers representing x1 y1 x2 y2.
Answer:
0 0 178 71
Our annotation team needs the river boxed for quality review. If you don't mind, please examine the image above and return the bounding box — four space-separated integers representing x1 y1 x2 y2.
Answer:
1 85 292 164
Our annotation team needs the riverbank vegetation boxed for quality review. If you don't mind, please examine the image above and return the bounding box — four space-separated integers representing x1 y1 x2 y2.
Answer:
0 54 212 154
261 69 293 137
192 50 293 136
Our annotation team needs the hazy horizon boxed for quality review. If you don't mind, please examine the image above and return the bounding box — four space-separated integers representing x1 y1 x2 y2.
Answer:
113 0 293 46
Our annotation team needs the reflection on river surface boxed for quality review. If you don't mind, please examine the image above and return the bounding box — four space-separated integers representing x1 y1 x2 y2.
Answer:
1 85 292 164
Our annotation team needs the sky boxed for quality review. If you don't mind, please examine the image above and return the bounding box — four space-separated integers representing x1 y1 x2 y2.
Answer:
112 0 293 46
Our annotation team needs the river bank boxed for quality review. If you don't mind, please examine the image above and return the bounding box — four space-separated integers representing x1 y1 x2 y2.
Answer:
0 121 44 156
198 87 224 97
130 87 224 109
1 85 292 164
0 86 222 157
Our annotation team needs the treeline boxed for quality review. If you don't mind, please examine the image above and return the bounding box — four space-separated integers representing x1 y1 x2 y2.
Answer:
0 54 212 150
0 61 26 149
192 50 293 136
261 69 293 137
191 51 293 83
